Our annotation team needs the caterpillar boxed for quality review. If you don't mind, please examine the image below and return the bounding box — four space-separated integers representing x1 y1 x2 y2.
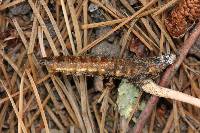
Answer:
39 54 176 81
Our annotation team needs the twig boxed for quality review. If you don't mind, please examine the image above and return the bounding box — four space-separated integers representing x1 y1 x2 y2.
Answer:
142 79 200 108
149 108 156 133
132 21 200 133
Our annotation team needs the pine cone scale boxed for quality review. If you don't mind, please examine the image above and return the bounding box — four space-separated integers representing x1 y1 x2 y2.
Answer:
165 0 200 38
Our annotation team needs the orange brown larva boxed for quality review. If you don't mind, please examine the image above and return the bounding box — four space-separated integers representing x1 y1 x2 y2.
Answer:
40 54 176 82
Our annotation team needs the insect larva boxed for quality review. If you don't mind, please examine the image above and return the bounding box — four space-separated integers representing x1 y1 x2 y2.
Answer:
39 54 176 81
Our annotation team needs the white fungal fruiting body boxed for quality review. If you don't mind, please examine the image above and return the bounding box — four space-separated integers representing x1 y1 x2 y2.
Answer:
159 54 176 65
142 79 200 108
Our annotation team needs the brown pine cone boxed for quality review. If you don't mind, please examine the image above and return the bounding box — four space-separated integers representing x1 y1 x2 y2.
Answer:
165 0 200 38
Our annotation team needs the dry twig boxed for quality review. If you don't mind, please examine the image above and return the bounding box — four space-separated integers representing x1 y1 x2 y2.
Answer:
142 79 200 108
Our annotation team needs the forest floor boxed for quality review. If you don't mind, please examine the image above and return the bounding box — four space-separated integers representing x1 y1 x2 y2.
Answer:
0 0 200 132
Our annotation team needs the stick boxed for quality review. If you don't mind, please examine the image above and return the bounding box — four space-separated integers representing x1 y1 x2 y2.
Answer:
142 80 200 108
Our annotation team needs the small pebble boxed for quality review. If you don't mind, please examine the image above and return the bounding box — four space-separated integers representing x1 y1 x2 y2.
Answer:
9 2 31 16
90 41 120 57
88 3 98 12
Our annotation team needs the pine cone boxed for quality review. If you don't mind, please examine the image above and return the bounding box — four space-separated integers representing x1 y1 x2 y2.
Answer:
165 0 200 38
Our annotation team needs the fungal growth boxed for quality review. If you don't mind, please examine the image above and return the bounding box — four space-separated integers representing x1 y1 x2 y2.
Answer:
40 54 176 82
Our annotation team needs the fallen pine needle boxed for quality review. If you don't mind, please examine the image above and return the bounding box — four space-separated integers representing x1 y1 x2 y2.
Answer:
142 79 200 108
18 72 25 133
26 70 50 133
0 80 28 133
